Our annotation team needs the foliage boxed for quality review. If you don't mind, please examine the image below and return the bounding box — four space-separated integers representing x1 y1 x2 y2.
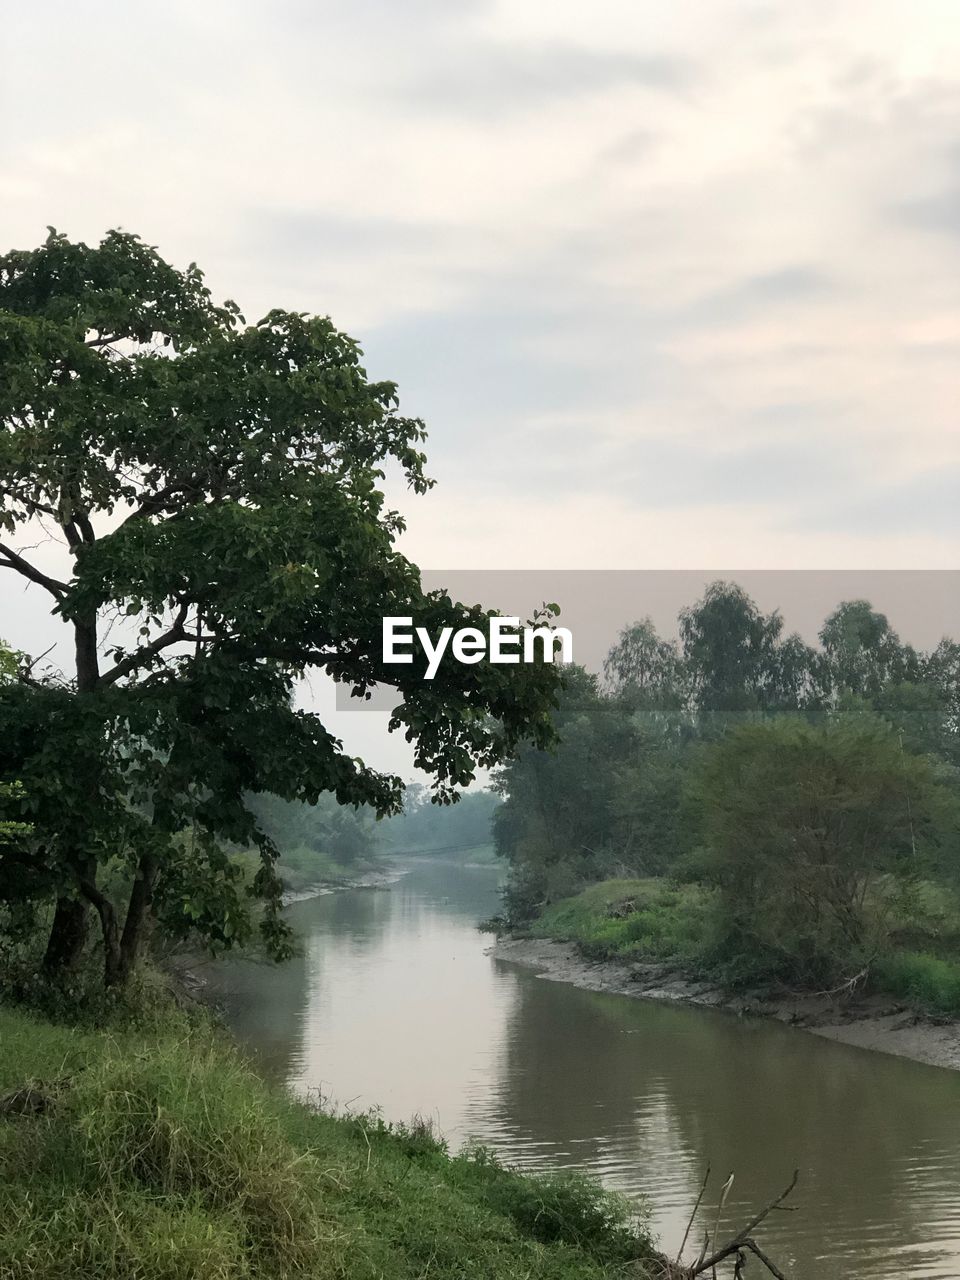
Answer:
245 788 378 870
691 715 954 985
0 229 562 986
496 580 960 998
0 1005 656 1280
679 581 821 714
820 600 920 700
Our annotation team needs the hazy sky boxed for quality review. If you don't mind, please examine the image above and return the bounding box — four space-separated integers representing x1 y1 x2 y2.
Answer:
5 1 960 570
3 2 960 777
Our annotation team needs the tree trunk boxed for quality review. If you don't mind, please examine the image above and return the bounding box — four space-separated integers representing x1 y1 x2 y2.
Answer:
43 896 89 973
43 615 102 977
73 616 100 691
111 854 158 988
74 870 124 988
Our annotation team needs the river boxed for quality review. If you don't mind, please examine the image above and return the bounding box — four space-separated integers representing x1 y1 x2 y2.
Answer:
208 857 960 1278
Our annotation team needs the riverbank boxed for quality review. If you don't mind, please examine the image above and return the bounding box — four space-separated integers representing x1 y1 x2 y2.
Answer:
281 862 406 904
0 1001 659 1279
491 936 960 1072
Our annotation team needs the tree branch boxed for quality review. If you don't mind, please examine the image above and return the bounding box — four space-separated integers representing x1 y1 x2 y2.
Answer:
98 605 190 687
0 543 68 598
743 1239 788 1280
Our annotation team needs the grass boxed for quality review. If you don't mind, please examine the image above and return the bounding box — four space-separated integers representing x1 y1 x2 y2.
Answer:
872 950 960 1017
527 878 714 967
0 1005 657 1279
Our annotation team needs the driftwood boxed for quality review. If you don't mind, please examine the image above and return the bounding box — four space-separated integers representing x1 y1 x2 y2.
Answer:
0 1085 52 1117
658 1169 798 1278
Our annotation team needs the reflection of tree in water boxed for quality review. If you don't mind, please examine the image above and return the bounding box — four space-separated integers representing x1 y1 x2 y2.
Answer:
206 887 398 1079
204 944 310 1083
313 885 395 947
210 862 960 1279
209 864 502 1082
487 965 960 1276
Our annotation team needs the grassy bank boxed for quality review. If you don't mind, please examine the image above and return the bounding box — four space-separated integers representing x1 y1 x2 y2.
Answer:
0 1004 657 1279
526 879 960 1018
527 879 714 967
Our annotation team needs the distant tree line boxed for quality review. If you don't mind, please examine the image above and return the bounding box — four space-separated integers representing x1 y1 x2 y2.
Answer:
494 582 960 987
378 784 500 854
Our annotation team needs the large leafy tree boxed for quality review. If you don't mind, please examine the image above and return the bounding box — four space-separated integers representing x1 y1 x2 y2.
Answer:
0 229 561 986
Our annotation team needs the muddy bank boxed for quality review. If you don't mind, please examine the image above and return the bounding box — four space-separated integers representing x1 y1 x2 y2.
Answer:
490 936 960 1072
281 864 406 905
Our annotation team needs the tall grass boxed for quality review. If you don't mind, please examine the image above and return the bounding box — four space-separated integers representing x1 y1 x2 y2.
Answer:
0 1007 655 1279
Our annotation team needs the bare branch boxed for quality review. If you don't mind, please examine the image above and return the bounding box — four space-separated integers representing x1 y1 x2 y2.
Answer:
693 1171 798 1275
743 1239 789 1280
0 542 68 598
676 1164 711 1265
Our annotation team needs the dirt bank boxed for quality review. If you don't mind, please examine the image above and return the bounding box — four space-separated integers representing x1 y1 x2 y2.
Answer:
490 936 960 1072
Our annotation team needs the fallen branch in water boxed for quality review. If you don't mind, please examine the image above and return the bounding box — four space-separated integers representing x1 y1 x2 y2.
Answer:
659 1168 798 1278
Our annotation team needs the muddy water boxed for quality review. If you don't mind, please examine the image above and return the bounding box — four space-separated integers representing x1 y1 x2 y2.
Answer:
210 858 960 1277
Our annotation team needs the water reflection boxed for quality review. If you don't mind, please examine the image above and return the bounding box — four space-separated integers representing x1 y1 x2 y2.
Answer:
213 858 960 1278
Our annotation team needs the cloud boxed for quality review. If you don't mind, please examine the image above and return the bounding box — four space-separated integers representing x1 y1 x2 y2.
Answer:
2 0 960 593
400 43 691 116
893 187 960 236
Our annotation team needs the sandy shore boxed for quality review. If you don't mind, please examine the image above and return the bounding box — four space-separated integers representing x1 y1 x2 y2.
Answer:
490 937 960 1073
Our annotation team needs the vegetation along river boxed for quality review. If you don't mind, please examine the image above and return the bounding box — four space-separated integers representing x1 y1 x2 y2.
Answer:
209 858 960 1278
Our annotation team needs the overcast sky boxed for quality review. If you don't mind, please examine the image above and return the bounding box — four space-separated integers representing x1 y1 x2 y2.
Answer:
3 1 960 777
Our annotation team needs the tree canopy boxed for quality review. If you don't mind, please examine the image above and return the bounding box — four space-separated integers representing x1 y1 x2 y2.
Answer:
0 229 562 985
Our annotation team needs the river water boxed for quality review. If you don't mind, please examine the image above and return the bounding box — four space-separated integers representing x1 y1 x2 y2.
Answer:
210 858 960 1277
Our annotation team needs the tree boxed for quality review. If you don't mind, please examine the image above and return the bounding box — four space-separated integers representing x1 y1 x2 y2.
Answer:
246 791 377 867
819 600 918 702
678 581 815 716
693 715 950 985
602 618 684 709
0 229 562 986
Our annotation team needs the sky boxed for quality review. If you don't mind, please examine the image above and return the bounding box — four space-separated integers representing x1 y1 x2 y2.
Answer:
2 1 960 777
